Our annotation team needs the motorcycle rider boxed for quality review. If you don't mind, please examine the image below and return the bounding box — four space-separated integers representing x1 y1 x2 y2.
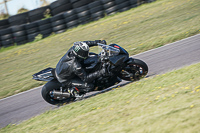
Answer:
55 40 107 97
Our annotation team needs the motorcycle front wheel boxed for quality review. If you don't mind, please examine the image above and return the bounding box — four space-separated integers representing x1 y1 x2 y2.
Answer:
119 58 148 81
41 80 75 105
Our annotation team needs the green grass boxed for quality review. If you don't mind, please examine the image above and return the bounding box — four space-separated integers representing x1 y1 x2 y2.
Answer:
1 62 200 133
0 0 200 99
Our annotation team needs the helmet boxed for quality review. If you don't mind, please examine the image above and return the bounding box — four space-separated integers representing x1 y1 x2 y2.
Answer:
72 41 89 59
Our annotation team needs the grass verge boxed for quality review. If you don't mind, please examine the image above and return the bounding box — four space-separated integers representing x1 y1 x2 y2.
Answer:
0 0 200 99
1 62 200 133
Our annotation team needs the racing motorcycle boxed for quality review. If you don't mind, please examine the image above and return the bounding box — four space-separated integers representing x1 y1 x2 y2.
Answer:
32 43 148 105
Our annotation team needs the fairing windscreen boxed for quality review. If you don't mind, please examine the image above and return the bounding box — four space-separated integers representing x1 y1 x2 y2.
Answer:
97 43 120 56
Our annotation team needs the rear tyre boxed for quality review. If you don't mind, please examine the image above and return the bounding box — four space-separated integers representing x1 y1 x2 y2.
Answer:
41 80 75 105
119 58 148 81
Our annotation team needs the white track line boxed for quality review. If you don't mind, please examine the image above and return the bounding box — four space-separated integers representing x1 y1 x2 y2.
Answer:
134 34 200 57
0 86 43 101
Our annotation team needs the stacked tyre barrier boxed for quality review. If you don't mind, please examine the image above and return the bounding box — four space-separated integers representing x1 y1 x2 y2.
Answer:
0 19 9 30
25 21 39 42
28 6 50 22
12 25 27 45
0 0 156 48
102 0 117 16
64 10 79 29
50 0 72 16
51 13 66 34
0 28 13 47
38 18 52 38
9 12 29 26
89 1 104 21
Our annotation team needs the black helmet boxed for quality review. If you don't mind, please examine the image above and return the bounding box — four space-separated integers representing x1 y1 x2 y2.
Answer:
72 41 89 59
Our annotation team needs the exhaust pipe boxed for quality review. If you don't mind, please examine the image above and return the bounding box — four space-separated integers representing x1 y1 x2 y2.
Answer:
51 91 71 100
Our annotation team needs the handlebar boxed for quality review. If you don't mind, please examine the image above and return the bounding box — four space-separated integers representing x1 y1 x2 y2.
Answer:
97 43 120 57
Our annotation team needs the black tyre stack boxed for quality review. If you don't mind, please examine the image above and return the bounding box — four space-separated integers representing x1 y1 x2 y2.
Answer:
38 18 52 38
146 0 156 3
28 6 50 22
0 28 13 47
0 0 157 48
64 10 79 29
12 25 27 45
75 5 91 25
71 0 93 8
129 0 138 8
101 0 118 16
137 0 151 5
8 12 29 26
51 14 66 34
50 0 72 16
115 0 131 12
89 1 104 21
0 19 10 30
25 21 39 42
71 0 94 24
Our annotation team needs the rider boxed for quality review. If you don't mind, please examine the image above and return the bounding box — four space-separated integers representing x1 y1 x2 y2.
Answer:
55 40 107 96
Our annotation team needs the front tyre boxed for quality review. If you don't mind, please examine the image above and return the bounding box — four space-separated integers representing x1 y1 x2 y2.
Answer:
119 58 148 81
41 80 75 105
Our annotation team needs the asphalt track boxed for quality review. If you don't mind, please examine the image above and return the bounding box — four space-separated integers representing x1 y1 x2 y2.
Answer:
0 34 200 128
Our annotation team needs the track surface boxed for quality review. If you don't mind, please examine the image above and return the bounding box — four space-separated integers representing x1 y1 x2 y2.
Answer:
0 34 200 128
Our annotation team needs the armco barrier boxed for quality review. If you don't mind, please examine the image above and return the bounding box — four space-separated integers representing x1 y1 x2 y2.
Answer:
0 0 156 48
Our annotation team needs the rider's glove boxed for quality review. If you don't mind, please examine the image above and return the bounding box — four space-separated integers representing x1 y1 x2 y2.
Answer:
95 40 107 45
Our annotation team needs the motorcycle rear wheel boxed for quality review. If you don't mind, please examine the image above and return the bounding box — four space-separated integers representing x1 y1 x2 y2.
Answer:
41 80 75 105
119 58 148 81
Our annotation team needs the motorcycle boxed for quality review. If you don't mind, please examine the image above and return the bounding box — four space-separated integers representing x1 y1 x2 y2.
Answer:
32 43 148 105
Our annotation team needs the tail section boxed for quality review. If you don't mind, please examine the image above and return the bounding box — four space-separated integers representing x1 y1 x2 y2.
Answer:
32 67 56 81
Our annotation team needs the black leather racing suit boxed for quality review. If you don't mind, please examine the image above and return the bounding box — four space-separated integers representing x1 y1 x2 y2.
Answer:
55 40 106 92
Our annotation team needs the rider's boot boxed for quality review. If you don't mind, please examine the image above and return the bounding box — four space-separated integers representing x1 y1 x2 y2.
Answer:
68 87 85 99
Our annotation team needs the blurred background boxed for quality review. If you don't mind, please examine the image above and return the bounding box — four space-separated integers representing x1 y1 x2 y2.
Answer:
0 0 56 16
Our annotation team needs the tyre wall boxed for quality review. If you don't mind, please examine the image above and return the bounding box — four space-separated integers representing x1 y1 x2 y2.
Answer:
0 0 156 48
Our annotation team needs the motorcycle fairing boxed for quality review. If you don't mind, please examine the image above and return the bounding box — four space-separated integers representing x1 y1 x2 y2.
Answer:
109 54 128 66
109 44 129 56
109 44 129 66
84 53 99 71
